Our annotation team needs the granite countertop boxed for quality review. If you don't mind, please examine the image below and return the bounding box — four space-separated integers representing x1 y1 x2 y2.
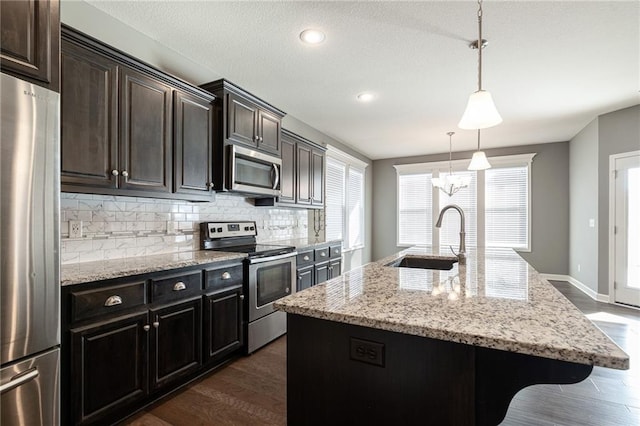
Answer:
274 246 630 370
61 251 247 286
265 237 342 250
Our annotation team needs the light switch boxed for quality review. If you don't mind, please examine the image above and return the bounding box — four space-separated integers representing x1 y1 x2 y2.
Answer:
589 219 595 228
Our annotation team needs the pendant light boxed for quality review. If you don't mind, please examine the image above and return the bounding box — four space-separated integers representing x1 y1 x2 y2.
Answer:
432 132 471 196
467 129 491 170
458 0 502 130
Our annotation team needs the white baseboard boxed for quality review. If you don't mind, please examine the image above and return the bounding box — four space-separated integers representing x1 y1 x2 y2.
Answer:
538 273 610 303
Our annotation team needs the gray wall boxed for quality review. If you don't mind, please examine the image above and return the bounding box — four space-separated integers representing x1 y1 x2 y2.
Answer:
569 119 599 292
61 1 374 269
597 105 640 295
371 142 570 275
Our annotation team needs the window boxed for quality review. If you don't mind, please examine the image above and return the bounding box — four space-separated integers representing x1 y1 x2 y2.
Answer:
325 146 368 251
395 153 535 251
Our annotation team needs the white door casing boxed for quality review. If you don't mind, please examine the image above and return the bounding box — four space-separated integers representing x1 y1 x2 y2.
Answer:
609 151 640 307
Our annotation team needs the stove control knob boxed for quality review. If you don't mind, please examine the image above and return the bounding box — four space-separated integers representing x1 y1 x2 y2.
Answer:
210 228 216 233
244 226 249 231
217 227 223 233
250 226 255 230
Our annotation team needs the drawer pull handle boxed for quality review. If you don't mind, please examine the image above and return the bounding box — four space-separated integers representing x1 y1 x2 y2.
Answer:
320 251 327 257
104 295 122 307
143 325 150 332
221 272 231 280
303 255 310 261
0 368 39 394
173 282 186 291
153 321 160 328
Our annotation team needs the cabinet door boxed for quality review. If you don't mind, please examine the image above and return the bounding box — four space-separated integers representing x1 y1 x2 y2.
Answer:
119 67 173 193
150 298 202 391
329 259 342 279
0 0 60 91
257 110 281 155
311 149 325 206
278 136 296 204
297 143 312 205
61 40 118 189
70 311 148 425
174 90 214 196
315 261 330 285
227 93 258 147
297 266 314 291
205 287 244 363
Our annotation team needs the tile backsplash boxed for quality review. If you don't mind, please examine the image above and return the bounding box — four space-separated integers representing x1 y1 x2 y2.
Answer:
60 192 309 264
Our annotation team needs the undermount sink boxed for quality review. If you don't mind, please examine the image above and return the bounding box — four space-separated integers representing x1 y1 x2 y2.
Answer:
387 255 458 271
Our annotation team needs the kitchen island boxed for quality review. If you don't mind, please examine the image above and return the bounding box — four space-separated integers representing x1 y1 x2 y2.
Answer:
274 247 629 425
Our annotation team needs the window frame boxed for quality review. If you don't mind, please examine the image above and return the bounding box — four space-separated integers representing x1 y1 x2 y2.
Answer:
395 153 536 251
325 145 368 253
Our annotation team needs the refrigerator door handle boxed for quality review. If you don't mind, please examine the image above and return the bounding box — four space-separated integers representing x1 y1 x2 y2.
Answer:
0 368 39 394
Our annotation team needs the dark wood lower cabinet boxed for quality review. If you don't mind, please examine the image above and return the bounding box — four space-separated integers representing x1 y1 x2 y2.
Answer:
150 298 202 391
205 286 244 363
296 265 314 291
63 263 245 425
314 261 330 285
70 311 148 425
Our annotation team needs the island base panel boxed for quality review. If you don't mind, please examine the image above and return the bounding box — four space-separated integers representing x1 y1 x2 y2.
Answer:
286 314 593 426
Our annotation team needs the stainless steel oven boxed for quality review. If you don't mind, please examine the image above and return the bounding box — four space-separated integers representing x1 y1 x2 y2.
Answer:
200 222 296 353
227 144 281 196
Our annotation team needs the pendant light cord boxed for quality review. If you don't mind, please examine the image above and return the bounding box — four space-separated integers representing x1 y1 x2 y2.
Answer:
477 129 481 151
477 0 483 92
447 131 455 175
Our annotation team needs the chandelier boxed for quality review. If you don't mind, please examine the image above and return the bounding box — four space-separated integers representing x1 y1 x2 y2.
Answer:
432 132 471 196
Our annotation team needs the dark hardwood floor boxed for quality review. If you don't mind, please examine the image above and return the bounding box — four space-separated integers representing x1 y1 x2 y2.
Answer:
124 281 639 426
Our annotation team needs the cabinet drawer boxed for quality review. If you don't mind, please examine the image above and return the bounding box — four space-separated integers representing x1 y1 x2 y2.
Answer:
70 281 147 323
151 271 202 303
297 249 315 268
330 244 342 259
314 247 330 262
205 264 244 292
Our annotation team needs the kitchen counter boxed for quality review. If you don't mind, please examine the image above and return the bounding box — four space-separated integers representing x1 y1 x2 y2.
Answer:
277 246 630 425
275 246 628 369
265 237 342 250
61 250 247 286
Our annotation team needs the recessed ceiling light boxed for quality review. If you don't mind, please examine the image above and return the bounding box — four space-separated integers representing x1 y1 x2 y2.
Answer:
299 29 325 45
357 92 376 102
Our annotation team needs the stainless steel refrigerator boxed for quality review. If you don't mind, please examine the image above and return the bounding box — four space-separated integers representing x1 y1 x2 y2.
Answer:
1 72 60 425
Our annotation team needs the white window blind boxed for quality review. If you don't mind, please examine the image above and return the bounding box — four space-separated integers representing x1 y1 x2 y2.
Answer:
325 158 345 241
398 173 432 246
347 168 364 249
485 166 528 249
438 171 477 249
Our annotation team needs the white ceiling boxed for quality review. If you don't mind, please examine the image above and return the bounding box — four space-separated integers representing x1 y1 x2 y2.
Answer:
86 0 640 160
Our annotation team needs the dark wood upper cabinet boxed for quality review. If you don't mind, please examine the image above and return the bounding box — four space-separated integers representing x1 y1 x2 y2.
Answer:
174 90 214 195
70 311 148 425
200 79 285 157
119 67 173 193
0 0 60 92
258 109 281 154
311 149 325 206
60 40 118 189
296 143 312 205
279 136 296 204
60 26 216 201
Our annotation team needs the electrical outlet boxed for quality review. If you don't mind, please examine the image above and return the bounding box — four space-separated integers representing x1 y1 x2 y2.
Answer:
69 220 82 239
350 337 385 367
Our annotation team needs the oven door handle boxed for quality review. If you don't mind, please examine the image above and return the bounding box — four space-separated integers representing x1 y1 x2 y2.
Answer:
248 251 297 264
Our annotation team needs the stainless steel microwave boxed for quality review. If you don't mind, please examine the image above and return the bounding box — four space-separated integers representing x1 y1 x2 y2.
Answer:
227 144 281 197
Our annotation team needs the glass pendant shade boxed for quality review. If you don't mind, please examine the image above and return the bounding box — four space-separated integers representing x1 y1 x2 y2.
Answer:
432 174 472 197
458 90 503 130
467 150 492 170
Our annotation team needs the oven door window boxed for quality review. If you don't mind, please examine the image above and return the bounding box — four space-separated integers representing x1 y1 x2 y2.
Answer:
256 263 291 306
235 156 276 190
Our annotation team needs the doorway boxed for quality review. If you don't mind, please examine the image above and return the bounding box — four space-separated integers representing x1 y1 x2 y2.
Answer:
610 151 640 307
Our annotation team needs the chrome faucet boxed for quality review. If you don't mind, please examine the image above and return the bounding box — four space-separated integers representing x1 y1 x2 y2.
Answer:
435 204 466 264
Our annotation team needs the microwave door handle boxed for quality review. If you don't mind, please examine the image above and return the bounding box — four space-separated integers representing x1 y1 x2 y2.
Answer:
272 163 280 190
